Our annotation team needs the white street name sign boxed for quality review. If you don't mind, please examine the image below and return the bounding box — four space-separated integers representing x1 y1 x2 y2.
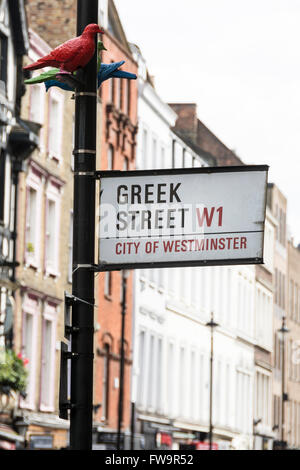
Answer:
97 165 268 270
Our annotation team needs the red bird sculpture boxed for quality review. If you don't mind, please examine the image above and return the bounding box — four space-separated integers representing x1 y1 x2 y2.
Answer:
23 24 104 74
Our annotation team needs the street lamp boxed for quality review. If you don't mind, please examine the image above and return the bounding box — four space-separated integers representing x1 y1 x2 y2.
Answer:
206 312 219 451
117 269 130 450
278 316 289 448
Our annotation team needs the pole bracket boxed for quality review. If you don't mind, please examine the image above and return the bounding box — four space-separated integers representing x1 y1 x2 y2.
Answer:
73 171 96 177
73 149 96 155
63 351 94 360
74 92 98 98
66 325 94 335
60 402 76 411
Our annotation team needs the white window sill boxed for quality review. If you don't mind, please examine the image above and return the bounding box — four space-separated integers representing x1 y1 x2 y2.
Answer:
20 400 35 411
39 403 55 413
25 255 39 270
45 266 60 278
48 151 62 164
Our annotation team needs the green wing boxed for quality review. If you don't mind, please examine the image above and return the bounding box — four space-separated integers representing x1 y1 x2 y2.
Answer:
24 68 60 85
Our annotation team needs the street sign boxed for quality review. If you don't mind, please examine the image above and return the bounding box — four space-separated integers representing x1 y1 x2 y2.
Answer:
97 165 268 271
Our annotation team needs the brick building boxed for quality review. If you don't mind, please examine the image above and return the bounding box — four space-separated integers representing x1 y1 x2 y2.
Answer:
20 0 138 450
0 0 39 450
14 25 74 448
93 0 138 449
169 103 242 166
266 183 289 447
286 241 300 448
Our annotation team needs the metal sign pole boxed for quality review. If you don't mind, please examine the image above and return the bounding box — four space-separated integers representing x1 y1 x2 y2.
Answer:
70 0 98 450
117 270 128 450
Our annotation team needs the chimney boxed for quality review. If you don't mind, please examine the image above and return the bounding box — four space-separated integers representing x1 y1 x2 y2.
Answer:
168 103 198 143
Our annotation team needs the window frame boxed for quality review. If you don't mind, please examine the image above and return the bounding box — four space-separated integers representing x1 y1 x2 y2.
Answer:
20 295 40 410
47 88 64 163
25 168 43 269
39 302 57 412
45 179 61 277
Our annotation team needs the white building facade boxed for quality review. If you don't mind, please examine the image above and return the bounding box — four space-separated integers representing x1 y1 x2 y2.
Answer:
253 207 276 450
131 46 258 450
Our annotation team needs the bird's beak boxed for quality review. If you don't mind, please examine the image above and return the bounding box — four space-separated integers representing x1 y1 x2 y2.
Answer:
98 27 105 34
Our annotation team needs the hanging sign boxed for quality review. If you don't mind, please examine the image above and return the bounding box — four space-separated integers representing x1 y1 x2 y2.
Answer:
97 165 268 271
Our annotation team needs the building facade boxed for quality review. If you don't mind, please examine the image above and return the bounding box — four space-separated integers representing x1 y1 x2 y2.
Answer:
267 183 289 448
253 207 277 449
93 0 138 449
12 25 76 448
0 0 41 449
286 240 300 448
130 59 259 450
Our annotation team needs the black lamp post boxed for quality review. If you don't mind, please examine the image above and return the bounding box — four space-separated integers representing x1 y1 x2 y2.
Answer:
278 316 289 447
206 312 218 451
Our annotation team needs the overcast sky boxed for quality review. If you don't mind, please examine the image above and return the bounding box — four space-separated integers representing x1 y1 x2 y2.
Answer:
114 0 300 245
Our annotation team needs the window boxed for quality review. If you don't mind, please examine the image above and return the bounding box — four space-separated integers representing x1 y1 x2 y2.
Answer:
104 271 112 297
282 274 286 309
40 304 56 411
142 129 148 169
172 141 182 168
0 33 8 94
21 296 39 410
29 82 45 150
298 288 300 323
156 338 162 413
25 180 42 268
290 280 294 318
179 347 186 416
71 114 75 171
23 313 34 406
68 212 73 283
118 79 123 110
48 92 63 160
0 150 5 223
107 144 114 170
45 182 61 275
45 199 56 270
101 344 110 421
126 79 131 116
184 150 193 168
294 283 298 322
275 268 278 305
255 370 271 427
189 351 195 419
137 330 145 407
98 0 108 27
30 85 44 124
147 335 155 409
274 204 278 240
114 79 120 107
236 370 252 433
108 69 115 103
199 353 204 420
161 146 166 169
167 342 174 416
152 138 157 169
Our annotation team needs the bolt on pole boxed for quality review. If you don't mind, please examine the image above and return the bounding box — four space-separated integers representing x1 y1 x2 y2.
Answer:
70 0 98 450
